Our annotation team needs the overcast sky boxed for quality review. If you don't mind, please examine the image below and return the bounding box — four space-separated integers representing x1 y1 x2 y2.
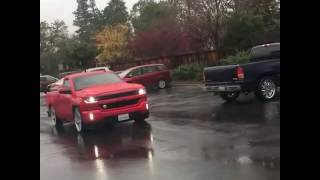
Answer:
40 0 138 34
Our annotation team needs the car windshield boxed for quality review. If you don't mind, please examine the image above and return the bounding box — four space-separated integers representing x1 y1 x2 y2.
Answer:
118 68 132 78
73 73 122 91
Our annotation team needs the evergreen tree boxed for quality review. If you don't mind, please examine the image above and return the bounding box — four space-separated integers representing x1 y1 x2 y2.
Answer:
73 0 91 39
102 0 129 26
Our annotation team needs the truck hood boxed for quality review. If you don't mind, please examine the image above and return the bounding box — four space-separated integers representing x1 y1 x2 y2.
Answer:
75 82 144 98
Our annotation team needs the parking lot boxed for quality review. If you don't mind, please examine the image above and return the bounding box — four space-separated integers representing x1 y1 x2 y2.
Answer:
40 85 280 180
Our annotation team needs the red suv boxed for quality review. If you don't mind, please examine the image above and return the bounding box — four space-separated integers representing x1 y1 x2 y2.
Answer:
45 71 149 133
118 64 171 89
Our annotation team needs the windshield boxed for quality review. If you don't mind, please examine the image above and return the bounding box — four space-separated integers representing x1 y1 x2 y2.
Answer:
118 68 132 78
73 73 122 91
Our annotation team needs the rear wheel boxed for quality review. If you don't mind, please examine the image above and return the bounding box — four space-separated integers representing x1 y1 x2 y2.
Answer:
255 77 277 101
74 108 86 133
220 92 239 102
158 80 167 89
49 107 63 129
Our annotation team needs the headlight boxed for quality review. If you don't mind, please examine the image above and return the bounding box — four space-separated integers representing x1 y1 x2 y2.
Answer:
138 88 146 95
84 96 98 104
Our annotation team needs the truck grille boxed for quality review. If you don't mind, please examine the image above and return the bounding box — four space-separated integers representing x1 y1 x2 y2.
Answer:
101 98 140 110
97 90 138 101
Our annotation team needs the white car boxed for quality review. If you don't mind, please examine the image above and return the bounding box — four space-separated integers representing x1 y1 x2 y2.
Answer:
85 66 110 72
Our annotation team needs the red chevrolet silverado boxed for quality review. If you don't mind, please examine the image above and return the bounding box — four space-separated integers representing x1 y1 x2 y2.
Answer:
45 71 149 133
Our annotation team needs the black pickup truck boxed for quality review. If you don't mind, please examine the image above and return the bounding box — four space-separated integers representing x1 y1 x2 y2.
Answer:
204 43 280 102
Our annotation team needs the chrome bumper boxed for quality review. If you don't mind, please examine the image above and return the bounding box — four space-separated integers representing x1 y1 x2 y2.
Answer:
205 85 241 92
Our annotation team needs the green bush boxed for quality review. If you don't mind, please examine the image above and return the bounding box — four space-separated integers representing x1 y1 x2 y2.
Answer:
222 51 250 65
172 63 206 81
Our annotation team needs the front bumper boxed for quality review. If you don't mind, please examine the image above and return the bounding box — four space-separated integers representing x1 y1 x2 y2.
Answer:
205 85 241 92
81 100 149 125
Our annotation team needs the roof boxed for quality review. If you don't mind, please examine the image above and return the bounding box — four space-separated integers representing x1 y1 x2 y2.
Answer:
126 63 165 71
85 66 110 71
252 42 280 49
64 70 113 79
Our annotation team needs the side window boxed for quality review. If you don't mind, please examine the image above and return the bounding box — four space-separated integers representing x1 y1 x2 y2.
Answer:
49 79 63 92
63 79 70 88
157 65 167 71
142 66 157 74
128 68 142 77
47 76 57 82
40 77 47 82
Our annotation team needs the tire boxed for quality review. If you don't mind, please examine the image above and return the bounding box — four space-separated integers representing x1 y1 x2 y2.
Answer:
134 118 146 124
49 107 63 129
157 80 167 89
220 92 239 102
74 107 86 133
255 76 277 101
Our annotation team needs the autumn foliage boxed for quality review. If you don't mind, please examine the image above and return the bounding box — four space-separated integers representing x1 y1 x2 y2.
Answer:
95 24 131 64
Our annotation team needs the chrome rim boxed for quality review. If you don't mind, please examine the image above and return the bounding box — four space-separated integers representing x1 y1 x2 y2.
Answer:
260 79 276 99
74 109 82 132
227 93 236 98
50 108 56 126
158 80 166 89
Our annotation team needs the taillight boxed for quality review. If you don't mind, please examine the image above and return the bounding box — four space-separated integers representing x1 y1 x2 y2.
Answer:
236 67 245 80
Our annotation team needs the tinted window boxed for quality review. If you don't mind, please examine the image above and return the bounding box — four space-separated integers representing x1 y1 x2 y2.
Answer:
47 76 57 81
142 66 158 74
128 68 142 77
157 65 167 71
63 79 70 87
74 73 122 91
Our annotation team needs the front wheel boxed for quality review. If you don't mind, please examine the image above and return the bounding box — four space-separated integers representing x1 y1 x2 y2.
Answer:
74 108 86 133
255 77 277 101
49 107 63 129
220 92 239 102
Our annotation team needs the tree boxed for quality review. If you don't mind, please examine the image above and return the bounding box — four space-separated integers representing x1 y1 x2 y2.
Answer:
88 0 103 32
129 21 203 58
95 24 131 64
172 0 279 57
102 0 129 26
221 0 280 54
40 20 68 55
73 0 92 39
131 0 176 32
40 21 51 55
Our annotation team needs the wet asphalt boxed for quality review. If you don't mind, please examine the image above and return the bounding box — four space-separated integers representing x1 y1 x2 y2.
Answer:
40 85 280 180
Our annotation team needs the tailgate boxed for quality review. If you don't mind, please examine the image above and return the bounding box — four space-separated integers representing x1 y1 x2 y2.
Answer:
204 65 238 84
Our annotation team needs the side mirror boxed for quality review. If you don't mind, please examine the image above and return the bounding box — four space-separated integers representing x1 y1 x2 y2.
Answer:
59 87 71 94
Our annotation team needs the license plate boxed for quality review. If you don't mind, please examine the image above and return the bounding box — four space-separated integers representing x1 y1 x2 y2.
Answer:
218 86 225 91
118 114 129 121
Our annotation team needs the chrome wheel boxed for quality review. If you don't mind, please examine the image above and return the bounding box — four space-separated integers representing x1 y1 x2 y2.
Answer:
158 80 166 89
50 108 57 126
260 79 276 99
74 109 82 133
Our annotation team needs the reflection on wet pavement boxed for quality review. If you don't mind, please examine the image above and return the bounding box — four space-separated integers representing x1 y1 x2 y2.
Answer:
51 122 153 161
40 85 280 180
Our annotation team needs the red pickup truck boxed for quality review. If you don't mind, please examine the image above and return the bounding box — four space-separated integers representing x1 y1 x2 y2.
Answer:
45 71 149 133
